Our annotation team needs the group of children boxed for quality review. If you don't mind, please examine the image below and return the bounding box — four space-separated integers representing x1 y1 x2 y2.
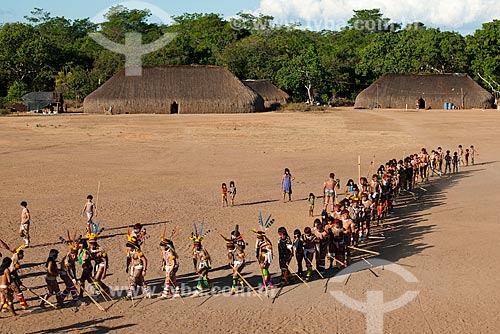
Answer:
221 181 237 207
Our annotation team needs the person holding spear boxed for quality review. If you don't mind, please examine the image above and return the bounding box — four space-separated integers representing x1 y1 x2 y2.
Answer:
0 257 17 316
160 233 180 298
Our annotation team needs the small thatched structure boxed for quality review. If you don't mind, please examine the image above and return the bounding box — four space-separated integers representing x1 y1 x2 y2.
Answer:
83 65 265 114
355 73 494 109
243 79 290 109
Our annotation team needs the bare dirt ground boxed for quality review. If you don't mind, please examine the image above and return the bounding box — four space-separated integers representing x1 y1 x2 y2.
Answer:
1 108 499 333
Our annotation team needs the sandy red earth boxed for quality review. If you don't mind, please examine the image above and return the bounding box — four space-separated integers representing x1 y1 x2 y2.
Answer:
0 108 499 333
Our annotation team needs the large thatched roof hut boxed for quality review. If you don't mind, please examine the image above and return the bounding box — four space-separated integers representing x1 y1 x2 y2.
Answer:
355 73 494 109
83 65 265 114
243 79 290 109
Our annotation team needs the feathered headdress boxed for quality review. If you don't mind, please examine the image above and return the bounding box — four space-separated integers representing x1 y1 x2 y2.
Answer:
86 221 102 243
59 231 82 252
0 239 26 254
126 227 140 249
190 219 210 244
160 225 178 250
252 212 275 236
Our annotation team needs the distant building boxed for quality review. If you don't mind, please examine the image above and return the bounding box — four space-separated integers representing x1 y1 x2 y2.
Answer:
243 79 290 109
83 65 265 114
355 73 495 109
22 92 63 112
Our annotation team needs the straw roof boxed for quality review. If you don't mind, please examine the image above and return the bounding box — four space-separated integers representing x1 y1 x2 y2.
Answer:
243 79 290 109
355 73 494 109
83 65 265 114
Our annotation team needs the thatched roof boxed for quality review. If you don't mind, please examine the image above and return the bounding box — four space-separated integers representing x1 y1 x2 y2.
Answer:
355 73 494 109
83 65 265 114
243 79 290 109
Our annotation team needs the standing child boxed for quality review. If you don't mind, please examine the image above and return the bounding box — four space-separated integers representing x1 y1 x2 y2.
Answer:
444 150 452 174
282 168 294 202
308 193 315 217
228 181 237 207
470 145 476 165
452 152 459 173
302 227 316 280
465 149 470 166
221 183 228 208
82 195 96 233
458 145 464 166
277 227 293 286
293 229 304 277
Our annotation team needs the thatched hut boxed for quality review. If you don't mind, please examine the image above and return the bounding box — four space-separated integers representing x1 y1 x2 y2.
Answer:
355 73 494 109
83 65 265 114
243 79 290 109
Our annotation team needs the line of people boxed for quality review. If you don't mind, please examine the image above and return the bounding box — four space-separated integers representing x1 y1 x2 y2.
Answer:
0 145 474 316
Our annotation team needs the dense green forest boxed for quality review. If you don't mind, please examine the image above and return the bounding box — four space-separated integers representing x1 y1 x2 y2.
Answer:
0 6 499 106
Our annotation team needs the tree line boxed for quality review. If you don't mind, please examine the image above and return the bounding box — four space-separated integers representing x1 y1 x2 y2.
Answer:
0 6 499 107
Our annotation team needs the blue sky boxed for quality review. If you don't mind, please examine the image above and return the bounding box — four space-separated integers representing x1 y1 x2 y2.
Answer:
0 1 260 23
1 0 496 35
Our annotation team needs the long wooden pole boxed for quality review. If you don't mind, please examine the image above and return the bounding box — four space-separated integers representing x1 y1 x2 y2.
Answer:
81 286 106 312
286 265 311 288
305 256 324 279
349 245 380 256
229 265 263 301
25 287 58 310
95 181 101 217
358 156 361 184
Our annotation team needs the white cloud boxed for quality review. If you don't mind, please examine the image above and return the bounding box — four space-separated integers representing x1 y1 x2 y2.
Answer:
256 0 498 32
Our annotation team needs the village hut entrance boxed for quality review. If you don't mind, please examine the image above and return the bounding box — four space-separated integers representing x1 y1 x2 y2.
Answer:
170 101 179 114
417 97 425 109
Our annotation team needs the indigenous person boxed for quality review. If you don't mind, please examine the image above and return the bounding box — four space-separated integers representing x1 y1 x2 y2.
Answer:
191 231 212 292
42 249 64 308
8 246 28 309
277 227 293 286
77 239 93 298
419 148 429 182
470 145 476 165
160 236 180 298
222 228 246 294
452 152 459 173
0 257 17 316
82 195 96 233
229 181 237 206
323 173 339 211
312 219 328 274
345 179 355 198
254 229 273 289
458 145 464 166
131 223 149 246
293 229 304 277
308 193 316 217
126 234 151 299
87 233 110 296
221 183 229 207
444 150 452 174
282 168 294 202
302 227 316 280
19 201 30 247
59 243 82 305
